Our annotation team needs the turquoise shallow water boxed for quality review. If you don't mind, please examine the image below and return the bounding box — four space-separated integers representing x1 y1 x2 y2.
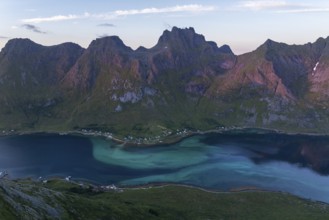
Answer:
1 132 329 203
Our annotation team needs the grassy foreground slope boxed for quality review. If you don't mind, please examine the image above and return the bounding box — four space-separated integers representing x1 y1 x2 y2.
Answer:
1 179 329 220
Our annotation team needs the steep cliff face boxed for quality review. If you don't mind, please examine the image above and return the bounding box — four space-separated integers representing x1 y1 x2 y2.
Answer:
202 37 329 130
63 27 236 96
210 38 329 100
151 27 235 73
308 37 329 102
1 27 329 135
148 27 236 96
64 36 135 91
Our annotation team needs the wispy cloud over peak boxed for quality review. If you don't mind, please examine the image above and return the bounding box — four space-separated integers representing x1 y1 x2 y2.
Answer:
97 23 115 27
97 34 110 38
21 24 47 34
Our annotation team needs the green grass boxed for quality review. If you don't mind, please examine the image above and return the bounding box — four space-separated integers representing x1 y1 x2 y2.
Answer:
1 179 329 219
0 195 17 219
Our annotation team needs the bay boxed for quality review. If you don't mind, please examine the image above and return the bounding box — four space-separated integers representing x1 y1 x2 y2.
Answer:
1 132 329 203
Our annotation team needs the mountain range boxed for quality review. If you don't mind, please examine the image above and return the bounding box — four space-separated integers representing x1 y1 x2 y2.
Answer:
1 27 329 138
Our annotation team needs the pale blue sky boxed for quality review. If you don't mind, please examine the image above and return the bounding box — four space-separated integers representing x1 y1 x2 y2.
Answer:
1 0 329 54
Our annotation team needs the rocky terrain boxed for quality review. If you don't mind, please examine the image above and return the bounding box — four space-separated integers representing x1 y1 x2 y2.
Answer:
1 27 329 138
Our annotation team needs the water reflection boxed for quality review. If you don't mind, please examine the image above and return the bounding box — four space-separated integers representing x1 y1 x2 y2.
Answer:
201 133 329 175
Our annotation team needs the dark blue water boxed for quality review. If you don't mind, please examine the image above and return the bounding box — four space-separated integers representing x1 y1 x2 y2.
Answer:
1 133 329 203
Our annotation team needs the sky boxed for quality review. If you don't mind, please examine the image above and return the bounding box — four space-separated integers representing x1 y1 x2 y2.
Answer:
1 0 329 54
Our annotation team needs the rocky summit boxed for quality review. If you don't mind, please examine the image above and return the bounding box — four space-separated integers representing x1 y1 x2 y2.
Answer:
1 27 329 137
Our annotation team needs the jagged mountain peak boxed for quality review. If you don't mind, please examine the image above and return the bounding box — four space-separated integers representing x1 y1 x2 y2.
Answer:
218 44 233 54
258 39 285 51
153 26 235 58
163 26 198 37
313 37 329 53
156 26 206 48
315 37 326 43
89 36 133 52
264 38 276 45
135 46 148 52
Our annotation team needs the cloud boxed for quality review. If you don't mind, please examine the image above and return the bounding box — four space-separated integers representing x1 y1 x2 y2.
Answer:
239 0 289 10
97 34 110 38
21 5 215 24
276 7 329 13
97 23 115 27
112 4 215 16
237 1 329 13
22 13 90 24
21 24 47 34
0 36 8 39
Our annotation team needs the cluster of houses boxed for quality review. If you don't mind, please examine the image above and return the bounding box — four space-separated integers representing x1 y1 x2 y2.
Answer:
0 170 8 179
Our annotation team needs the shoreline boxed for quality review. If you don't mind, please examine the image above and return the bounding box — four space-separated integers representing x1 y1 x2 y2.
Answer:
0 173 298 195
1 126 329 147
2 176 327 205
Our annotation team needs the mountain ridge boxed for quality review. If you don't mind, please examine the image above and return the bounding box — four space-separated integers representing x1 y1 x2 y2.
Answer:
1 27 329 139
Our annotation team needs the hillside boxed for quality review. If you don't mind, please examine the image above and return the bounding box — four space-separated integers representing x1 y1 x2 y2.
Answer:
1 178 329 220
1 27 329 138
